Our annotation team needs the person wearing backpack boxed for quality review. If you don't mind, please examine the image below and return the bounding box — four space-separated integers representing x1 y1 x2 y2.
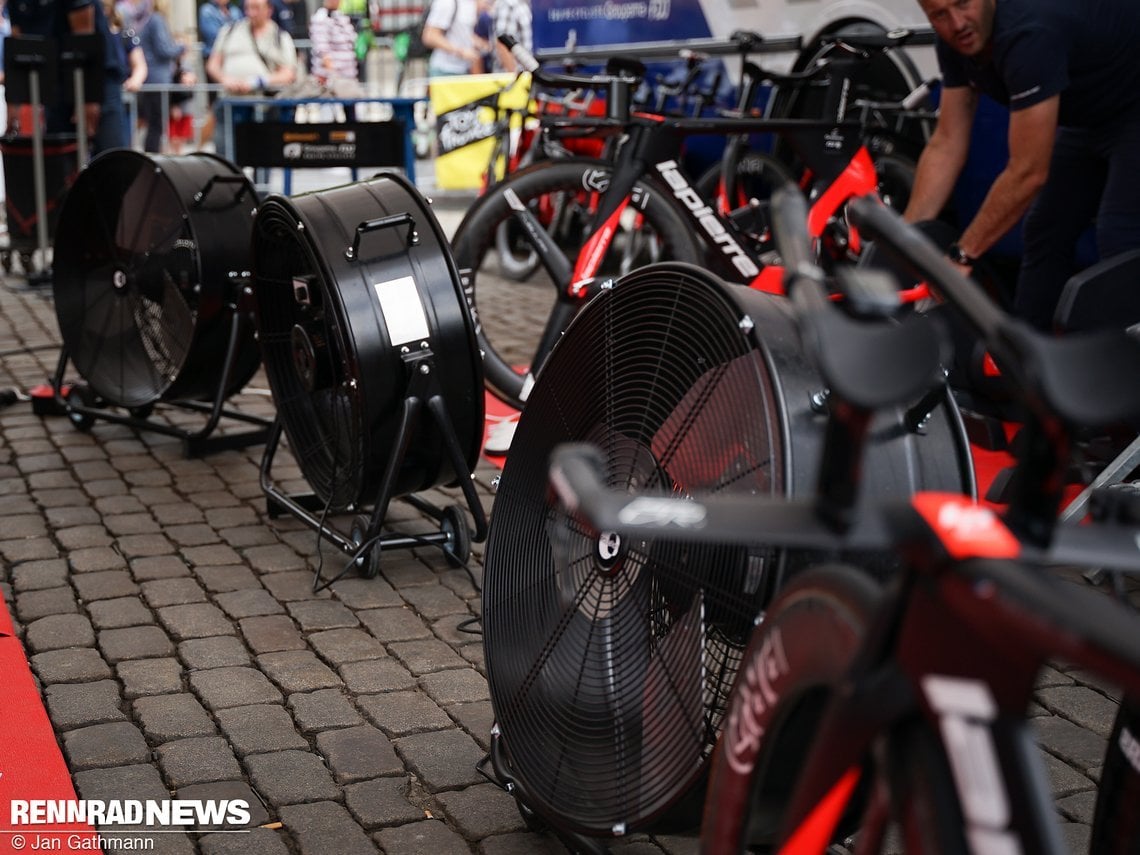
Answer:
205 0 296 155
421 0 482 76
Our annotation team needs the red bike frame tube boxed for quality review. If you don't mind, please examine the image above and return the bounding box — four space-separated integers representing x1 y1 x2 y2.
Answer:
776 767 862 855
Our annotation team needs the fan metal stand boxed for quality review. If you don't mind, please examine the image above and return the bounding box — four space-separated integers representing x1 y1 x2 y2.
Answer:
258 346 488 580
487 724 612 855
51 275 272 457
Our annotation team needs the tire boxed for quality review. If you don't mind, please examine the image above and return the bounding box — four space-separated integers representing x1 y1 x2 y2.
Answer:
701 565 880 854
871 153 917 216
450 158 703 410
1091 699 1140 855
694 149 796 255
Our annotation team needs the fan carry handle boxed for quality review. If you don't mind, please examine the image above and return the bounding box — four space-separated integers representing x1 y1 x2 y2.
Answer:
192 173 252 208
345 212 419 261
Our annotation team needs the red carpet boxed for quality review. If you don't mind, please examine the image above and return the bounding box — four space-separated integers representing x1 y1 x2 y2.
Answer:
0 595 97 854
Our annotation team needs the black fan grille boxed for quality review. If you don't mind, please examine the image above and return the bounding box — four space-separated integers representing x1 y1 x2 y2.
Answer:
253 204 365 510
54 154 198 408
484 264 786 833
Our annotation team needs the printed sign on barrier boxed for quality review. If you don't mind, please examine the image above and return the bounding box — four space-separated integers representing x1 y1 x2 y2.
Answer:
233 120 406 169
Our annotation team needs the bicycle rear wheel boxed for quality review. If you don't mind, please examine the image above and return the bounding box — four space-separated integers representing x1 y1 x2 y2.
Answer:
450 157 702 410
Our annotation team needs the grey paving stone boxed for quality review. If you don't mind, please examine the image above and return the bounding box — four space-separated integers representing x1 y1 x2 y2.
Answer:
436 784 528 839
1037 686 1120 739
104 512 160 536
25 613 96 652
220 526 281 548
87 596 155 629
288 688 365 733
199 828 292 855
358 607 433 643
1034 715 1109 773
245 751 341 806
215 589 286 619
307 628 387 664
56 524 114 551
329 577 403 609
30 648 112 684
0 536 58 562
14 586 78 621
216 704 309 756
447 701 495 751
134 693 218 741
131 555 193 581
190 667 284 710
1059 821 1091 855
68 546 128 572
260 570 332 601
400 584 469 619
175 780 271 829
654 832 701 855
194 565 263 593
438 568 479 601
1036 665 1075 689
178 636 252 669
150 503 207 526
394 728 486 791
234 619 303 660
74 763 169 802
377 558 439 589
142 578 208 608
117 658 185 698
389 639 470 675
1057 789 1097 825
157 737 244 787
244 544 311 574
98 625 175 662
258 650 343 692
116 533 177 558
357 688 452 738
432 613 482 646
338 658 417 694
287 599 360 631
478 831 568 855
11 559 69 592
315 724 403 783
278 801 378 855
419 668 490 706
458 643 485 672
158 603 236 640
44 679 126 730
1039 748 1095 799
63 722 151 770
165 523 223 546
182 544 245 567
344 777 425 829
374 819 470 855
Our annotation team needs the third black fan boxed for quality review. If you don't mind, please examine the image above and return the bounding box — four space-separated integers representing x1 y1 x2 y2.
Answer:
482 262 975 840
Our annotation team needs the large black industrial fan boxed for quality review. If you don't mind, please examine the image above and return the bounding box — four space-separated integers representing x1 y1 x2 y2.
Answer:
51 150 266 453
482 262 975 843
251 171 486 579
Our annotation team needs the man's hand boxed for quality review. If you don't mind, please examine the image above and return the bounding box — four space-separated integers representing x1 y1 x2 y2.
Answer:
82 102 101 134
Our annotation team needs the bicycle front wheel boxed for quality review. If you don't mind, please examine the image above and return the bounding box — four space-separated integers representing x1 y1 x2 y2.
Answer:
450 158 702 410
702 565 880 854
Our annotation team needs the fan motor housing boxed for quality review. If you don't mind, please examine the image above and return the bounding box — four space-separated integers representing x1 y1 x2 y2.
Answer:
251 171 484 512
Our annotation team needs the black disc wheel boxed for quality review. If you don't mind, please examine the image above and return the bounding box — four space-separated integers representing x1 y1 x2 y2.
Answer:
441 504 471 569
350 513 382 579
65 383 98 432
450 158 702 410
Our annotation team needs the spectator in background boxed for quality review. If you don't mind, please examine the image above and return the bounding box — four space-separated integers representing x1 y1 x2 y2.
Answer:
136 0 183 152
206 0 296 156
491 0 530 72
197 0 242 150
308 0 356 86
102 0 146 149
472 0 492 74
422 0 482 77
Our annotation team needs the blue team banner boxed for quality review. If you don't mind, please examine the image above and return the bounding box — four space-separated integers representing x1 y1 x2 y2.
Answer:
532 0 712 50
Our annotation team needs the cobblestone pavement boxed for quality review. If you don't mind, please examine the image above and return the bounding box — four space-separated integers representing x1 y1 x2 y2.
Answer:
0 194 1128 855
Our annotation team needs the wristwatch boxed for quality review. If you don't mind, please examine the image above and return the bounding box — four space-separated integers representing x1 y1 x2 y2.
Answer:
948 243 977 266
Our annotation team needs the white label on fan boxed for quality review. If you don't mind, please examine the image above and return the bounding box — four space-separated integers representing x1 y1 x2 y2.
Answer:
375 276 430 346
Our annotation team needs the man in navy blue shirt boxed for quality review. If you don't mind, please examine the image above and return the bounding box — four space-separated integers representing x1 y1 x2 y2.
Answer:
904 0 1140 329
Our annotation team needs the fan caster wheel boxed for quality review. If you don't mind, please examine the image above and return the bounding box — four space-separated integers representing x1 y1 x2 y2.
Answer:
441 504 470 568
1 251 11 273
19 251 33 274
516 799 549 834
65 384 99 431
350 513 383 579
129 403 155 420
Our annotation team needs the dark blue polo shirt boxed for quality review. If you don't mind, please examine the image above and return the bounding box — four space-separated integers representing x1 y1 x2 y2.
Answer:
936 0 1140 127
8 0 126 81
